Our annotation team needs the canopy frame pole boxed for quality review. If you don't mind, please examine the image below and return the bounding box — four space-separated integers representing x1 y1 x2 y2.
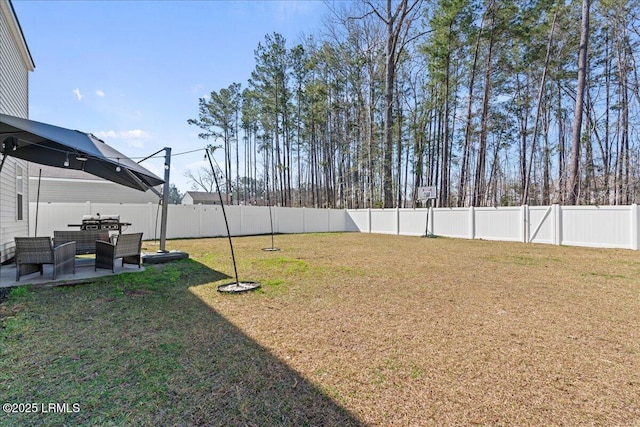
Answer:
0 153 7 176
158 147 171 253
0 136 17 175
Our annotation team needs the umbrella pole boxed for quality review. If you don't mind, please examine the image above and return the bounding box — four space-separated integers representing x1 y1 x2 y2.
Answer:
35 169 42 237
159 147 171 253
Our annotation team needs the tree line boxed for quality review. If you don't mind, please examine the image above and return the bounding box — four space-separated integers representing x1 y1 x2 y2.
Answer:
188 0 640 208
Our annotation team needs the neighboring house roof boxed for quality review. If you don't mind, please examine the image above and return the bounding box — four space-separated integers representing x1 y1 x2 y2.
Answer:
182 191 222 204
1 0 35 71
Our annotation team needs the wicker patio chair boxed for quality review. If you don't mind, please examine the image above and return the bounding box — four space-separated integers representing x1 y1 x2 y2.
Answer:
95 233 143 273
54 230 110 255
14 237 76 281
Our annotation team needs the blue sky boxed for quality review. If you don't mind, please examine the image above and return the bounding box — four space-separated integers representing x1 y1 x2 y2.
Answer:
12 0 328 193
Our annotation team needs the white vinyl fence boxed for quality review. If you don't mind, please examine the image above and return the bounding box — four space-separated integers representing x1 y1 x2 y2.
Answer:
29 202 640 251
29 202 356 240
347 204 640 250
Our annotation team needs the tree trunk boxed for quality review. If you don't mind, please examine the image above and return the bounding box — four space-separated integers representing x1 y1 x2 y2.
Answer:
458 17 483 207
567 0 590 205
523 13 556 205
472 24 494 207
556 82 565 204
382 0 397 207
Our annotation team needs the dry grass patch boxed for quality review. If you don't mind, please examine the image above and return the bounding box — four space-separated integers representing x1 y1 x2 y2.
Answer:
2 233 639 426
179 233 640 426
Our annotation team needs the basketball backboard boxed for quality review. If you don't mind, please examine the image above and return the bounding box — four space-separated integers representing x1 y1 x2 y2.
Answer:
417 186 436 201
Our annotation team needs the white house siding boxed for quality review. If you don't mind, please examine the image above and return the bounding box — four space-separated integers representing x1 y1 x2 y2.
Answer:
0 0 30 117
182 193 195 205
0 0 34 262
180 191 222 205
0 158 28 261
28 177 160 204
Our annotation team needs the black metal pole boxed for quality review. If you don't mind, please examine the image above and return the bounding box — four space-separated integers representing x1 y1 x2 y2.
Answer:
35 168 42 237
158 147 171 253
263 159 279 251
206 147 239 284
268 203 275 249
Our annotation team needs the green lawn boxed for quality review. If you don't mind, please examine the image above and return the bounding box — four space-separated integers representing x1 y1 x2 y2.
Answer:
1 233 639 426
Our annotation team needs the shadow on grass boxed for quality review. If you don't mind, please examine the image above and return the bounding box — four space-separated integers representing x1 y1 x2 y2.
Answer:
0 259 364 427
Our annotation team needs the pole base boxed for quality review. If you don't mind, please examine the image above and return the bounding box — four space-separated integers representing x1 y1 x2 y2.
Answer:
217 281 261 293
142 251 189 264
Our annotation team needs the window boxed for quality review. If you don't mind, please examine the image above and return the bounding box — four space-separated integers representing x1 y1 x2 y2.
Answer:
16 165 23 221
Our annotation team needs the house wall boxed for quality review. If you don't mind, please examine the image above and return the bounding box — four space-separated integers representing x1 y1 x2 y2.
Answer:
0 0 30 116
181 192 221 205
28 177 160 204
0 0 33 262
0 158 28 261
182 193 194 205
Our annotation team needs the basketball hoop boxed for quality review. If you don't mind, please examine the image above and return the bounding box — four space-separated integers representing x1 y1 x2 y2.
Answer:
417 186 436 201
417 186 437 238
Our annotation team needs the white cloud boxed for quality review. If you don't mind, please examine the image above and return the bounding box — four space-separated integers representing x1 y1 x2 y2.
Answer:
72 88 83 101
121 129 150 139
184 159 209 172
191 83 204 95
274 0 318 23
96 90 105 97
141 162 163 180
94 129 151 149
93 130 117 139
94 129 151 140
127 139 145 149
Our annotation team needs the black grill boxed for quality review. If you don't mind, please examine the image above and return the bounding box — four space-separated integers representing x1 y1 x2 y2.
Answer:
81 215 121 231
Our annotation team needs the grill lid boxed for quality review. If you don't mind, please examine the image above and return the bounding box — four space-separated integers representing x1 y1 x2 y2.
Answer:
82 214 120 222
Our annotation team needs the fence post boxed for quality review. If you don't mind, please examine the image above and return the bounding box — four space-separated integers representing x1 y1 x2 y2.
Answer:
553 204 562 245
396 208 400 235
522 205 529 243
631 204 638 250
469 206 475 239
429 205 434 235
368 208 372 233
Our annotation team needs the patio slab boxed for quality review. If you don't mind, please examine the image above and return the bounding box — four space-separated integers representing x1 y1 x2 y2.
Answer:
0 257 147 289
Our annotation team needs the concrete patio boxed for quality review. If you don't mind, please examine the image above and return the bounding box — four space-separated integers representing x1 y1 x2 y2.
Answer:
0 256 147 288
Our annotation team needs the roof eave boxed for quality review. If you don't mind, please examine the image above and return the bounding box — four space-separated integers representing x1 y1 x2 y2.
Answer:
1 0 35 71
